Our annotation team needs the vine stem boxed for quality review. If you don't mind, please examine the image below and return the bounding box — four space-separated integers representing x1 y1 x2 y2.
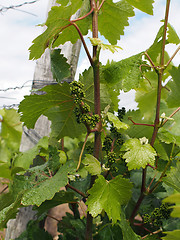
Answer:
86 1 101 239
130 0 171 223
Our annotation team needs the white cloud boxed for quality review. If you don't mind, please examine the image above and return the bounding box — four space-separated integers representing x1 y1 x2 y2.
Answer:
0 0 49 107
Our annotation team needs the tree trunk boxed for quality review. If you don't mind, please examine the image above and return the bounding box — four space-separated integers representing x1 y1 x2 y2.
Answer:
5 1 81 239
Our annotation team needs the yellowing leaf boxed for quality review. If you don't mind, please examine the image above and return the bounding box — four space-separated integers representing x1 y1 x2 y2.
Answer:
121 138 157 170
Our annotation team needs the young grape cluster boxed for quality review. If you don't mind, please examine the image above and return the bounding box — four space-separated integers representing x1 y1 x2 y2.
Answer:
70 81 85 104
102 136 113 153
118 107 126 120
143 203 171 226
105 151 118 172
70 81 100 128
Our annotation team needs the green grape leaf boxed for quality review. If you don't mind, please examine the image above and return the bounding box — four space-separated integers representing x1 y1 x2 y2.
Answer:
45 104 86 139
121 138 157 170
0 109 22 151
59 150 67 164
50 49 71 83
82 154 101 175
167 66 180 108
53 0 91 46
158 128 180 146
0 139 11 163
0 163 12 179
19 83 71 129
13 137 49 170
98 0 134 45
159 101 180 137
135 71 168 120
107 112 129 130
162 230 180 240
123 109 154 140
147 23 180 63
126 0 154 15
18 82 86 139
0 193 22 228
33 191 77 216
101 53 144 92
29 0 84 60
21 161 75 206
163 161 180 192
119 210 141 240
163 193 180 218
86 175 132 224
167 23 180 45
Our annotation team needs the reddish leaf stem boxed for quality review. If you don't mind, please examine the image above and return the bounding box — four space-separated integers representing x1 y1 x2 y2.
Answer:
71 8 94 23
165 45 180 68
161 106 180 126
128 118 154 127
130 0 171 223
71 22 93 66
66 184 87 198
98 0 106 11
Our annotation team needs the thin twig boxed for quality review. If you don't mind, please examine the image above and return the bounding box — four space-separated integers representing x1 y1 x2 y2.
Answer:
76 133 89 171
128 118 154 127
144 52 156 69
141 229 162 239
0 185 8 194
160 0 171 67
162 106 180 126
71 8 94 23
47 214 60 222
98 0 106 11
71 22 93 66
66 184 87 198
165 45 180 67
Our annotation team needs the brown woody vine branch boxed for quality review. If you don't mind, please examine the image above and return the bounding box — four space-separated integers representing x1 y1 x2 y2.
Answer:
130 0 172 224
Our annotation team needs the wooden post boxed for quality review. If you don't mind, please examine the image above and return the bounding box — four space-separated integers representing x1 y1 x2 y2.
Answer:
5 1 81 239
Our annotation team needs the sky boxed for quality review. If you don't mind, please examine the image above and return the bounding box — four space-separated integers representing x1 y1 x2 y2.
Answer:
0 0 180 109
